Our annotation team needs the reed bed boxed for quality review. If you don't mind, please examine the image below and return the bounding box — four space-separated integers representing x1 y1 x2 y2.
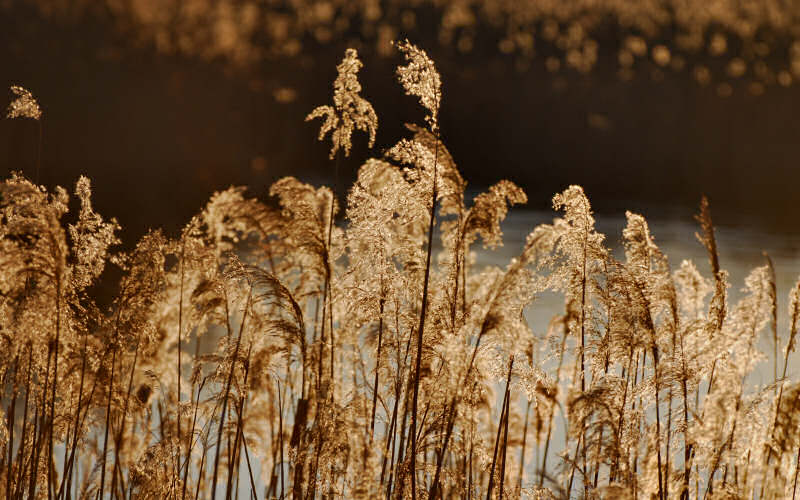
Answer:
2 43 800 500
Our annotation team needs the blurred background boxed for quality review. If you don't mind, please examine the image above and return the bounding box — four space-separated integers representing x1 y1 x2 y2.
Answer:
2 0 800 244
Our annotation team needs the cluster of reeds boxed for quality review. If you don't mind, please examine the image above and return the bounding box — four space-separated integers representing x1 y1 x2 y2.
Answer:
2 44 800 500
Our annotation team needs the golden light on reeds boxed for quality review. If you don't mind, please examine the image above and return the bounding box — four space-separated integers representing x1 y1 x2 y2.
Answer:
3 33 800 500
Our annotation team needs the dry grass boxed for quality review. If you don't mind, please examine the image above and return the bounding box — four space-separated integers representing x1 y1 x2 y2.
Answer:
1 47 799 500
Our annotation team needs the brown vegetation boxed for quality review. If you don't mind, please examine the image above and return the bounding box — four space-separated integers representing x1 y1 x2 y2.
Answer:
1 45 799 500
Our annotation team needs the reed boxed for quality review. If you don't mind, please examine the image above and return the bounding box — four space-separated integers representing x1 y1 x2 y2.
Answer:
1 48 798 500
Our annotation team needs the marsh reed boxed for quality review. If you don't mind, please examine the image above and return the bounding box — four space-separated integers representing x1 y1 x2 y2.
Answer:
2 45 800 500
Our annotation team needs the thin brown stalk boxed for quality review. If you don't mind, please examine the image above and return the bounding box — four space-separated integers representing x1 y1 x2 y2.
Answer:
177 239 186 484
678 320 691 500
5 355 18 500
237 420 258 498
390 365 414 500
611 341 635 484
518 399 531 493
636 281 665 500
409 130 440 500
211 284 251 499
194 434 209 500
225 345 252 500
47 275 62 500
370 294 386 441
498 377 512 500
110 332 143 498
384 331 413 497
57 333 88 500
327 150 341 396
380 361 403 487
182 377 208 500
13 345 33 500
276 377 285 499
664 387 672 492
487 356 514 500
29 342 53 500
541 324 569 487
579 212 589 500
793 446 800 500
98 344 117 500
651 344 664 500
566 433 584 498
468 419 474 499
